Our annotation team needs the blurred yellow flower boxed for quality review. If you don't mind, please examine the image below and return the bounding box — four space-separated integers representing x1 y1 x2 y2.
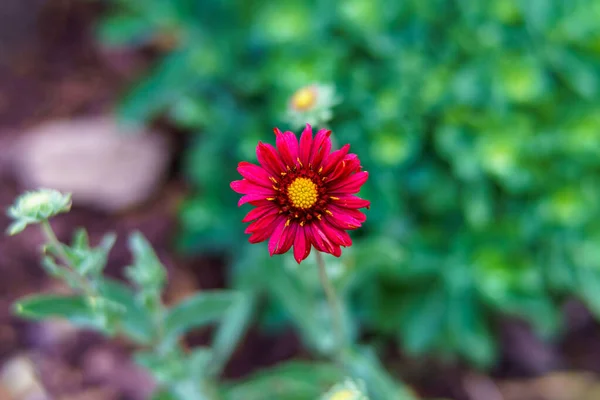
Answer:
286 83 339 129
322 378 368 400
291 86 318 111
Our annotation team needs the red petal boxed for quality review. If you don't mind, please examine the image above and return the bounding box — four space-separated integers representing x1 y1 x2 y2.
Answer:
231 180 275 195
242 205 278 222
293 226 311 263
299 124 313 166
325 205 366 230
331 195 370 209
307 223 336 255
248 229 272 243
237 162 273 187
331 244 342 257
327 154 360 183
247 215 285 244
238 193 269 207
279 222 297 254
268 220 297 255
249 198 276 207
316 220 352 247
321 144 350 175
257 142 285 176
268 218 287 256
330 205 367 222
329 171 369 194
275 129 299 168
309 129 331 167
245 212 281 233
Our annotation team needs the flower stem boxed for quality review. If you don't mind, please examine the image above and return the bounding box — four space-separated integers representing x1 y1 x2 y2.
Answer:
40 220 96 295
315 251 345 352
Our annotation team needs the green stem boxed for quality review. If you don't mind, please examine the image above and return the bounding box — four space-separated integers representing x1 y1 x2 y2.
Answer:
316 251 345 352
40 220 97 295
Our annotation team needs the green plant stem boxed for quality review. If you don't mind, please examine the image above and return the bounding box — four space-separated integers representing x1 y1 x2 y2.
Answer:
316 251 345 352
40 220 97 295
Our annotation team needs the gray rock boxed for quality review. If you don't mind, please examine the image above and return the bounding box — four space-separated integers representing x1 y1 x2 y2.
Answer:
10 117 171 212
1 355 49 400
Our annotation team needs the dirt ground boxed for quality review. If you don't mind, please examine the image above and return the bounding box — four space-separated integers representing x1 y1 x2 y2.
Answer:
3 2 600 400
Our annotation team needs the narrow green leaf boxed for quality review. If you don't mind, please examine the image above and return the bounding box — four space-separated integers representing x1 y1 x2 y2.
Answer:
135 350 187 385
72 228 89 251
220 361 344 400
99 233 117 255
13 294 101 329
162 291 237 349
208 292 255 377
126 231 167 291
340 347 416 400
397 286 446 354
266 263 333 355
7 220 28 235
98 278 154 344
187 347 213 378
448 288 496 368
40 256 79 289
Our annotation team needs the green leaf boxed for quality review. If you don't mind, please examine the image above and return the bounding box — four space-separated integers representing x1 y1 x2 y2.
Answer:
13 294 101 329
221 361 344 400
126 231 167 291
135 350 187 384
98 233 118 256
162 291 238 349
187 347 213 378
265 261 335 355
397 285 446 354
72 228 89 251
340 347 416 400
208 291 255 377
151 390 178 400
117 49 197 125
448 288 497 368
547 48 599 99
98 278 154 344
6 220 28 235
137 348 215 400
40 256 80 289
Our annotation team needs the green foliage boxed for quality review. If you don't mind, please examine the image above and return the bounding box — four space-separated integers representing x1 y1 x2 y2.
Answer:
220 361 344 400
14 294 105 328
97 0 600 370
8 192 250 400
340 348 416 400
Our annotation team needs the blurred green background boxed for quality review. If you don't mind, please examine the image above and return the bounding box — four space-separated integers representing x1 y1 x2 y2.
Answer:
99 0 600 370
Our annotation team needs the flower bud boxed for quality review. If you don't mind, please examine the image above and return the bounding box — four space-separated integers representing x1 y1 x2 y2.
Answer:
7 189 72 235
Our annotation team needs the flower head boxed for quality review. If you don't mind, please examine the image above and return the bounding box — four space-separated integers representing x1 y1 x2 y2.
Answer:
7 189 72 235
231 124 369 263
286 83 340 129
322 378 368 400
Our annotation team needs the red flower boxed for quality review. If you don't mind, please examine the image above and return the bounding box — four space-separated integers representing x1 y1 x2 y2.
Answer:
231 124 370 263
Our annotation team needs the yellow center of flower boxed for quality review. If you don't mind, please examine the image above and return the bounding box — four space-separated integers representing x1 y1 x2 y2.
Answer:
329 389 356 400
291 86 317 111
287 177 318 209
